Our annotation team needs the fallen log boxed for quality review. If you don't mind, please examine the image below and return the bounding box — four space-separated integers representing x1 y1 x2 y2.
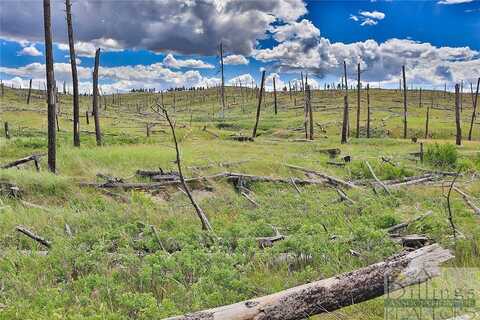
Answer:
454 186 480 215
388 175 441 188
1 154 45 171
165 244 453 320
285 164 358 189
386 211 433 234
16 225 51 248
391 234 430 249
365 161 391 195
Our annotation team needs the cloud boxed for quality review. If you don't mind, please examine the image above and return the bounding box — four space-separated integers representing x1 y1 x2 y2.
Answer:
270 19 320 42
57 38 123 57
359 10 385 20
438 0 473 4
223 55 249 65
17 44 42 56
360 18 378 26
349 15 359 22
228 73 256 86
162 53 214 69
0 0 307 56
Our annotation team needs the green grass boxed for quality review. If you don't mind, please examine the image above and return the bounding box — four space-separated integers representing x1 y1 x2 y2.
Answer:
0 85 479 319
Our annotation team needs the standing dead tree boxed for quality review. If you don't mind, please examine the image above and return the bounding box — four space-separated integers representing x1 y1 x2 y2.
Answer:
468 77 479 141
425 92 432 139
341 61 349 144
92 48 102 146
306 84 314 140
4 122 10 139
166 244 453 320
402 65 408 139
273 76 278 115
455 84 461 146
252 70 266 138
356 63 361 138
43 0 56 173
154 104 213 232
66 0 80 147
26 79 32 104
219 42 226 117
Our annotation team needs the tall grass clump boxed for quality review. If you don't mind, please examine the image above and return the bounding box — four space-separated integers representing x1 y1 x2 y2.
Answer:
424 143 457 168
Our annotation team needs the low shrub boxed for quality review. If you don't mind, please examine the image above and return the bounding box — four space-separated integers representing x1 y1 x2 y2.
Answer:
424 143 457 168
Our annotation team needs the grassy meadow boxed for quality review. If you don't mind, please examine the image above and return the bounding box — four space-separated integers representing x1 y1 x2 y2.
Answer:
0 84 479 319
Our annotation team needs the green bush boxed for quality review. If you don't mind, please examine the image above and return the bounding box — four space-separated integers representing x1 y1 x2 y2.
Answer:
424 143 458 168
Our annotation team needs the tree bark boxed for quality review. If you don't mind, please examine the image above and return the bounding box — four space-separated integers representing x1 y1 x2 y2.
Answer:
455 84 462 145
166 244 452 320
43 0 56 173
26 79 32 104
273 76 277 115
402 65 408 139
66 0 80 147
92 48 102 146
252 71 266 138
306 84 313 140
341 61 349 144
468 77 479 140
4 122 10 139
219 42 225 116
425 92 432 139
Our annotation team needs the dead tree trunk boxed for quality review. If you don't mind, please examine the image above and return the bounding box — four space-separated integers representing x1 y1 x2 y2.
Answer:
252 70 266 138
273 76 277 115
455 83 462 145
66 0 80 147
425 94 431 139
219 42 226 116
419 88 422 108
356 63 361 138
166 244 452 320
4 122 10 139
26 79 32 104
43 0 56 173
366 84 371 138
341 61 349 144
306 84 313 140
402 65 408 139
468 77 479 141
92 48 102 146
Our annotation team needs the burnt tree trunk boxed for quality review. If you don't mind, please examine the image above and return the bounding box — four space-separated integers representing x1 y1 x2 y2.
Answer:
92 48 102 146
455 83 462 145
166 244 452 320
252 70 266 138
402 65 408 139
26 79 32 104
468 77 479 141
425 94 431 139
219 42 226 116
341 61 349 144
273 76 277 115
4 122 10 139
66 0 80 147
306 84 313 140
43 0 56 173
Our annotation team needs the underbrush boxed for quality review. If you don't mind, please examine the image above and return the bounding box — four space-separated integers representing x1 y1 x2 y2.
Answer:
424 143 457 168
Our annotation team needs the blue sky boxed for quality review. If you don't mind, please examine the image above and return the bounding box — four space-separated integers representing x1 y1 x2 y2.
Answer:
0 0 479 93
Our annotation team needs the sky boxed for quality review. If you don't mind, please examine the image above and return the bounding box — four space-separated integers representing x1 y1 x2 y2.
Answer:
0 0 479 93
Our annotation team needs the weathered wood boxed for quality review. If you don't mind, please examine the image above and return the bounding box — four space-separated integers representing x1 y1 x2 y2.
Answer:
26 79 32 104
252 71 266 138
16 225 51 248
219 42 226 116
454 186 480 215
166 244 453 320
455 84 462 145
341 61 349 144
273 76 277 115
468 77 479 141
285 164 358 189
4 122 10 139
356 63 361 138
365 161 390 195
386 211 432 234
366 84 371 138
402 65 408 139
66 0 81 146
43 0 56 173
1 154 44 170
307 85 314 140
391 234 429 248
92 48 102 146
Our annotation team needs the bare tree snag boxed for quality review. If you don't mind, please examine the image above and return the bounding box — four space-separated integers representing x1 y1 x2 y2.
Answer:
341 61 349 143
272 76 278 115
92 48 102 146
356 63 361 138
306 84 313 140
26 79 32 104
455 84 461 146
66 0 80 147
365 161 390 195
165 244 453 320
425 93 431 139
85 110 89 125
402 66 408 139
445 172 460 240
468 77 479 141
252 70 266 138
366 84 371 138
4 122 10 139
16 225 51 248
219 42 226 117
453 186 480 215
43 0 56 173
419 88 422 108
156 104 213 232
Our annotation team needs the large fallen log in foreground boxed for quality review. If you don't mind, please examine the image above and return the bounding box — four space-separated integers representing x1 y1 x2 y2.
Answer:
1 154 45 171
165 244 452 320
